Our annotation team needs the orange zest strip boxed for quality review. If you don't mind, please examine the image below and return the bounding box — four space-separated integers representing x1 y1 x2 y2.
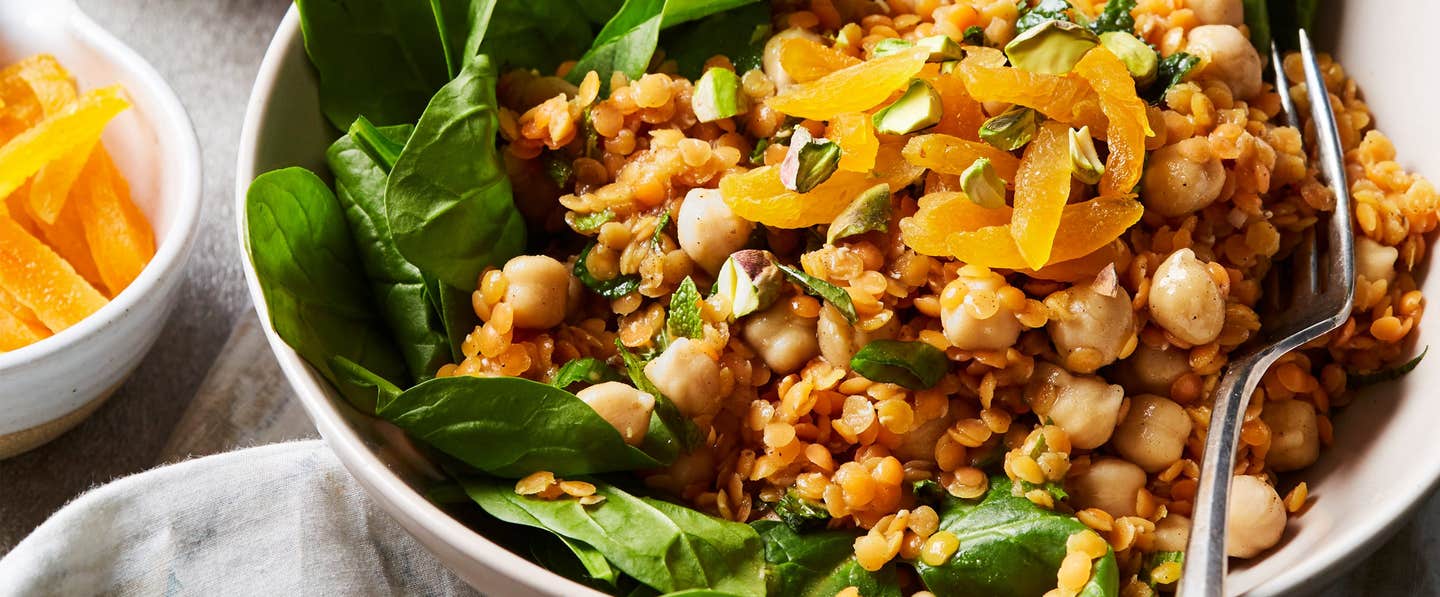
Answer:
1010 121 1073 269
75 147 155 296
778 37 862 84
768 46 929 120
0 84 130 202
1073 48 1152 198
830 112 878 172
0 215 107 333
902 133 1022 181
901 191 1014 257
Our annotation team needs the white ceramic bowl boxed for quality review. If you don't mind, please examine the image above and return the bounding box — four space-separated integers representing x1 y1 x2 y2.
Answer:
237 3 1440 595
0 0 202 459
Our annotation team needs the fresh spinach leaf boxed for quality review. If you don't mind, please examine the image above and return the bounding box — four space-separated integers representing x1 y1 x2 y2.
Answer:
667 277 704 340
776 263 857 324
1242 0 1271 53
328 356 403 414
1349 346 1428 388
774 490 830 533
1015 0 1075 34
662 3 771 78
375 375 676 477
753 521 901 597
1089 0 1137 34
463 477 767 596
1142 51 1199 104
387 55 527 290
329 122 460 381
531 534 622 590
294 0 453 129
575 242 643 298
1268 0 1318 51
245 167 409 411
916 476 1119 597
850 340 949 390
616 341 704 452
552 357 627 389
566 0 761 88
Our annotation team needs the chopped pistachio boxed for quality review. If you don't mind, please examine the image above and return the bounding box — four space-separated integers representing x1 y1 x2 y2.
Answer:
872 79 943 135
716 249 784 318
939 59 960 74
1099 31 1157 86
1069 126 1105 185
1004 20 1100 75
827 184 892 244
915 35 965 62
779 126 842 193
692 67 749 123
871 38 916 58
960 158 1007 208
979 105 1039 151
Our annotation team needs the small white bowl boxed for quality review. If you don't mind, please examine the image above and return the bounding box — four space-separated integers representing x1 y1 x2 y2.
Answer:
238 3 1440 595
0 0 202 459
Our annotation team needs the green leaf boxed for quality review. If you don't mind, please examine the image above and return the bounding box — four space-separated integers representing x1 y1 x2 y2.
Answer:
328 122 464 381
575 242 642 298
616 341 704 452
774 490 830 533
244 167 409 412
1089 0 1137 34
1349 346 1428 388
433 0 619 75
1015 0 1074 34
1140 550 1184 587
1142 51 1199 104
962 25 986 46
566 0 760 88
1242 0 1271 53
667 277 704 340
375 376 676 477
328 356 403 413
916 477 1119 597
573 209 616 233
662 3 771 78
776 264 857 324
387 55 527 290
294 0 453 129
551 357 627 389
1268 0 1318 51
463 477 767 596
850 340 949 390
653 211 673 246
531 535 622 589
752 521 901 597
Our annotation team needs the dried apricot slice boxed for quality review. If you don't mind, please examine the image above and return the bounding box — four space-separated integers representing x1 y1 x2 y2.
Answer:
13 55 93 224
75 147 154 296
901 191 1012 256
829 112 878 172
0 216 106 332
1028 239 1131 282
957 56 1106 132
723 142 917 228
0 287 49 350
779 37 861 84
902 133 1021 181
1073 47 1151 198
0 85 129 202
1010 121 1072 269
947 197 1144 269
14 181 105 292
768 46 929 120
922 72 987 141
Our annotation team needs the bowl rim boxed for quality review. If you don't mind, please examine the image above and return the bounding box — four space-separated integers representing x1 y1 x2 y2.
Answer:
234 5 1440 597
0 0 203 372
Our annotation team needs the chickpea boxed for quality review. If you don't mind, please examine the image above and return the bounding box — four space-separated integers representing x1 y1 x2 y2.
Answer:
762 27 820 91
1150 249 1225 345
1113 395 1193 473
502 255 572 329
1115 343 1192 396
1153 514 1192 552
644 337 723 420
677 187 755 275
1186 0 1244 25
1186 25 1264 100
1355 236 1399 283
1226 475 1287 558
1024 362 1125 450
940 275 1023 351
817 302 899 366
742 300 820 374
650 446 716 494
576 382 655 446
1045 278 1137 373
1068 458 1147 518
1262 399 1320 472
1141 138 1225 217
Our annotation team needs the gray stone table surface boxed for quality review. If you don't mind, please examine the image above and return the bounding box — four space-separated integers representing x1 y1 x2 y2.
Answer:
0 1 1434 595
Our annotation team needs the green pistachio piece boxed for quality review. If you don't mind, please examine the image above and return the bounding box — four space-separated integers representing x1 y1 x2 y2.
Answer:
827 184 892 244
871 38 916 58
1099 31 1158 86
1004 20 1100 75
779 126 842 193
915 35 965 62
960 158 1007 209
716 249 784 318
872 79 943 135
1069 125 1105 185
979 105 1040 151
692 67 749 123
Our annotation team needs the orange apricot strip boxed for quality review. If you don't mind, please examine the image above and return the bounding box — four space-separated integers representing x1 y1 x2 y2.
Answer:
0 287 50 350
1027 240 1131 282
779 37 862 84
922 72 987 141
948 197 1145 269
829 112 878 172
0 183 43 239
900 191 1013 257
0 216 107 332
902 134 1021 181
15 55 94 224
12 181 105 292
0 59 43 144
75 147 155 296
1073 47 1153 198
1010 121 1073 269
723 143 919 228
768 46 929 120
956 56 1106 133
0 84 129 202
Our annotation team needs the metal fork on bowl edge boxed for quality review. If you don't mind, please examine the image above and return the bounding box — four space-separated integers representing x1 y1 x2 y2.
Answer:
1176 29 1356 597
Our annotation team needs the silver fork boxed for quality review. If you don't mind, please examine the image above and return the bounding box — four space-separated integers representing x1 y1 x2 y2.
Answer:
1177 30 1356 597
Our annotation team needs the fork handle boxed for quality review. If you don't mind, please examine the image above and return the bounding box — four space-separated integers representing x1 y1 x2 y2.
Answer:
1177 349 1285 597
